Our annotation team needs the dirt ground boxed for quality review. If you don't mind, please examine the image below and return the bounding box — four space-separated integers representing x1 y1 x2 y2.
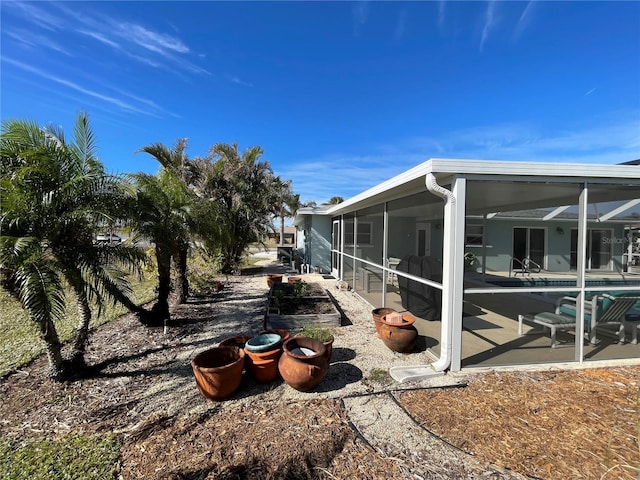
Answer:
1 272 639 479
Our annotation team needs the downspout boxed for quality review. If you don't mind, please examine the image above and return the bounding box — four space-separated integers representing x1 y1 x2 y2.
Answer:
425 173 455 372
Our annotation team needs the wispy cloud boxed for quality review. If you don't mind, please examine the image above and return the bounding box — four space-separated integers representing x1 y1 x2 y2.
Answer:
4 1 65 31
225 74 254 87
480 1 498 52
585 88 596 97
394 9 407 41
514 1 536 41
8 1 209 77
115 22 190 55
3 56 171 118
77 30 120 49
438 1 446 29
5 28 72 56
352 1 369 37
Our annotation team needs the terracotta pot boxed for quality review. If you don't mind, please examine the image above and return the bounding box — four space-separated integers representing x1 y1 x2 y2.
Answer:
219 335 251 349
244 347 282 383
372 307 396 338
246 333 282 352
261 329 291 344
266 274 283 287
379 313 418 353
322 336 334 362
279 337 328 392
292 334 333 361
288 276 302 283
191 347 245 400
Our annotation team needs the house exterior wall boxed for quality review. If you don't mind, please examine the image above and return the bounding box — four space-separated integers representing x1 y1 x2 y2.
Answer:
298 215 332 274
465 220 628 273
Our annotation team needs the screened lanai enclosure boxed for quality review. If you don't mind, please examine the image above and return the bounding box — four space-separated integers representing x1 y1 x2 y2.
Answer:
294 159 640 373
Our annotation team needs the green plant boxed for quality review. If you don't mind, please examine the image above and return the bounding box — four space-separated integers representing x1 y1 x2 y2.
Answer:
297 325 334 342
292 280 308 299
273 289 286 309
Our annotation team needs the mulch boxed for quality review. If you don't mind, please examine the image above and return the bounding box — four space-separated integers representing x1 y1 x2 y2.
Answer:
399 366 640 480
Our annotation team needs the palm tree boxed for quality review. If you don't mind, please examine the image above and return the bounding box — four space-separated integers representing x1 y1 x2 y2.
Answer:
128 168 192 325
272 178 300 246
195 143 277 274
324 196 344 205
0 113 145 379
138 139 195 304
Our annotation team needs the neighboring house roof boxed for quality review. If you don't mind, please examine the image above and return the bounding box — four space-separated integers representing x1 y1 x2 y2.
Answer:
619 159 640 165
293 205 332 226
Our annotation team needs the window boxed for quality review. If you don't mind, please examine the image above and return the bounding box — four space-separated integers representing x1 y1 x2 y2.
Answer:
465 224 484 246
345 221 373 246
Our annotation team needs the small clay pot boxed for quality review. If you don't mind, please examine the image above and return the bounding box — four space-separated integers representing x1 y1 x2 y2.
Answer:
244 347 282 383
266 274 283 287
379 313 418 353
372 307 396 338
191 347 245 400
288 276 302 283
279 337 328 392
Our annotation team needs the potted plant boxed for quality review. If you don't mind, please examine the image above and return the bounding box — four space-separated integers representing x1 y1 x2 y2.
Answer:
296 325 334 361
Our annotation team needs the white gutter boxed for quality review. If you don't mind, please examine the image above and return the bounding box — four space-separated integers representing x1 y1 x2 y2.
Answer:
425 173 455 372
390 172 457 381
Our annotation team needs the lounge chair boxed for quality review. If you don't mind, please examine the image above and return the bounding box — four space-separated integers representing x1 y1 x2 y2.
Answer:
556 293 640 345
518 292 640 347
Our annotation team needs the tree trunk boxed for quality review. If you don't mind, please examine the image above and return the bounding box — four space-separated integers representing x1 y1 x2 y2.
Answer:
174 240 189 305
38 318 65 380
146 244 171 326
279 214 285 246
68 286 91 372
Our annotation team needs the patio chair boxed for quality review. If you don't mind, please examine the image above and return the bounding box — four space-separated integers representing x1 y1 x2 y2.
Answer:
518 292 640 347
555 293 640 345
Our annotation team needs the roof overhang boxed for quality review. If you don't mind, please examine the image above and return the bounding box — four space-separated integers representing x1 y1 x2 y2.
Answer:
322 158 640 219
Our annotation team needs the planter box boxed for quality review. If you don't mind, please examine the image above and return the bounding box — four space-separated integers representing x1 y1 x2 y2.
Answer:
264 282 341 329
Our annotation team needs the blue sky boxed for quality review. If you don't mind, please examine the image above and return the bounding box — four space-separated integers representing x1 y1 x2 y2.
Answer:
2 1 639 203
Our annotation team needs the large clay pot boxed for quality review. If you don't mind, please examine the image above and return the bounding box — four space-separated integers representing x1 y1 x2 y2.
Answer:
372 307 396 338
266 274 283 287
323 336 334 362
244 347 282 383
191 347 245 400
379 313 418 353
279 337 328 392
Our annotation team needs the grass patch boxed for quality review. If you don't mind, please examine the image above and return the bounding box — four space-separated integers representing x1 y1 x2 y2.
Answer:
0 278 156 377
368 368 392 385
0 433 122 480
